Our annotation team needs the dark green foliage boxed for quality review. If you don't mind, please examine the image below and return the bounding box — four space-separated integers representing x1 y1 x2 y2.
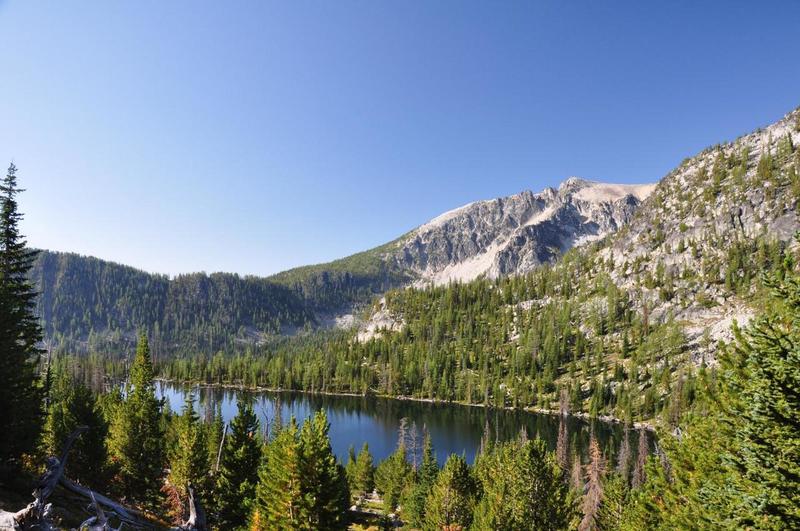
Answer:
0 163 43 471
621 266 800 529
252 419 303 529
107 333 166 508
726 272 800 527
405 434 438 527
214 398 261 530
30 251 313 357
42 370 109 489
298 411 350 529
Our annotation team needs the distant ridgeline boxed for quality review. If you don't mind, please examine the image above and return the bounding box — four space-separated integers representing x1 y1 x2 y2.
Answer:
29 248 407 358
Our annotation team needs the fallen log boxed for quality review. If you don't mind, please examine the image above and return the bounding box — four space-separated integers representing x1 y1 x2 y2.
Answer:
0 426 88 530
58 476 139 524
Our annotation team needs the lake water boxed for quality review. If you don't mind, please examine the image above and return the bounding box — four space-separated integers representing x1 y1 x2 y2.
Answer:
157 382 641 466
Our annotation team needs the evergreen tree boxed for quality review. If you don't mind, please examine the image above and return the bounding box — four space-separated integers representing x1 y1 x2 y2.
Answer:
423 454 476 531
251 413 348 530
0 163 43 472
215 398 261 530
405 434 438 527
374 441 412 514
579 435 606 531
473 439 575 530
166 392 210 520
622 268 800 529
297 410 349 529
252 419 304 530
108 333 165 508
352 442 375 497
42 370 109 489
723 272 800 527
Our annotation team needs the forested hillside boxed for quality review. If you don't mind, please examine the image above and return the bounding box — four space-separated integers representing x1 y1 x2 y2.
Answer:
30 252 314 356
160 107 800 426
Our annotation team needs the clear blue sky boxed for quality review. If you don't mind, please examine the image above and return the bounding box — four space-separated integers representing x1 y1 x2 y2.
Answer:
1 1 798 276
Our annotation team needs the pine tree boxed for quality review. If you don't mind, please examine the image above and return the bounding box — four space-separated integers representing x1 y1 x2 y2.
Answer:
374 441 412 514
344 445 357 492
621 268 800 529
42 370 109 489
0 163 43 472
405 434 438 527
631 429 648 489
423 454 476 530
616 425 632 485
723 272 800 527
251 412 348 530
297 410 349 529
166 392 209 521
473 439 575 529
252 419 304 530
108 333 165 509
215 398 261 530
352 442 375 497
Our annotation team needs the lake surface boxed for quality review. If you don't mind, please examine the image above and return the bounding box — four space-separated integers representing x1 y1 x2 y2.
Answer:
157 382 642 466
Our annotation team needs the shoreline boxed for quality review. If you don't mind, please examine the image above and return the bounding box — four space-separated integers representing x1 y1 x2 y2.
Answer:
154 377 655 431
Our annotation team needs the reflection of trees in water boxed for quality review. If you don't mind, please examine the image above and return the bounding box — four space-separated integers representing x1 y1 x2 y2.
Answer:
161 382 649 465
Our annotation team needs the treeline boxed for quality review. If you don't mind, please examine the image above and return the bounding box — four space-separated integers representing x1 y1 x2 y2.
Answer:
30 251 313 355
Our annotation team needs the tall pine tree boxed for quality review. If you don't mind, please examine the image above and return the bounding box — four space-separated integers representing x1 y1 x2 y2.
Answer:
424 454 476 530
165 392 210 521
405 433 438 527
108 333 165 509
0 163 43 474
252 418 304 530
297 410 349 529
214 397 261 530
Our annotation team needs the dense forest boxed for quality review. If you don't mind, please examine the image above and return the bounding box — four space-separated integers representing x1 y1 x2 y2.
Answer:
29 242 409 358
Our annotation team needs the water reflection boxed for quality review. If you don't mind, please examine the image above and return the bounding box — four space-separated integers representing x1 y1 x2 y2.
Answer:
157 382 645 466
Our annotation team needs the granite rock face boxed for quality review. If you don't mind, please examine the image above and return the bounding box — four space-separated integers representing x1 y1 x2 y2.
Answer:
393 178 655 285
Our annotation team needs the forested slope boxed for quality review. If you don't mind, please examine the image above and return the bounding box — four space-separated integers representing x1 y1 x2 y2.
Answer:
160 107 800 426
29 252 314 356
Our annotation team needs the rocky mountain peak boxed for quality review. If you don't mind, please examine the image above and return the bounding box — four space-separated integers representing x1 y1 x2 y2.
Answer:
392 177 654 285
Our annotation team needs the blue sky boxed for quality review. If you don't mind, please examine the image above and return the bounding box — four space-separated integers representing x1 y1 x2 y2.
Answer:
1 1 798 276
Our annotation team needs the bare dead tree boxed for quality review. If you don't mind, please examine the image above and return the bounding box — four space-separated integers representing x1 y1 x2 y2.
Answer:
407 421 420 469
179 486 207 531
579 434 606 531
0 426 87 529
214 424 228 473
518 425 529 444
